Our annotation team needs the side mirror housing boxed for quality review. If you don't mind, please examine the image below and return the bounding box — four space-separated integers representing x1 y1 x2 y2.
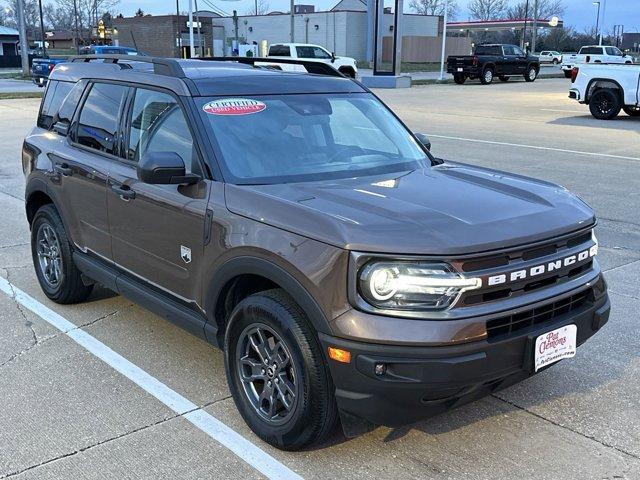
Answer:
414 133 431 151
138 151 200 185
331 52 336 62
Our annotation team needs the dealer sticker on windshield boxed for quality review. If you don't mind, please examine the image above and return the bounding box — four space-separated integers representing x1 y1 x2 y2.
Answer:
202 98 266 116
534 324 577 372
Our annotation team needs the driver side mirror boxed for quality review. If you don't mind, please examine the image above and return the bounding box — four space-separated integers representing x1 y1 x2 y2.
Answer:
138 151 200 185
414 133 431 151
331 52 336 62
52 119 69 136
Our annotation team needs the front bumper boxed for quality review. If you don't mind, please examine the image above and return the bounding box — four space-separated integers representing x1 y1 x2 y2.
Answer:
321 278 609 429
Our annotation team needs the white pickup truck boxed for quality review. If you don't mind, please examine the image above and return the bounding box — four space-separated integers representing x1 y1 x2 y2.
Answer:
568 63 640 119
561 45 634 78
267 43 358 78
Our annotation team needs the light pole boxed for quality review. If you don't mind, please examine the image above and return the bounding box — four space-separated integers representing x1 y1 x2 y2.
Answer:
593 1 600 41
14 0 29 76
38 0 46 57
598 0 607 45
438 0 448 81
290 0 295 42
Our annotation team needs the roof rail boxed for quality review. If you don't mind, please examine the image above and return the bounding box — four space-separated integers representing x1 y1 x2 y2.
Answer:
69 54 186 78
198 56 345 78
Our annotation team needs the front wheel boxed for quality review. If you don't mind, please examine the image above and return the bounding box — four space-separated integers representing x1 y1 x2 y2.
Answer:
524 66 538 82
589 89 622 120
224 289 338 450
552 59 559 65
623 105 640 117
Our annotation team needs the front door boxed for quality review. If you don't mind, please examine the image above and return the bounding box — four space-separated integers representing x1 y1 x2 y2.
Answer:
107 87 211 305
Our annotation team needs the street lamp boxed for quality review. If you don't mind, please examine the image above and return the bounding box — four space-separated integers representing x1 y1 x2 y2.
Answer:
593 1 600 41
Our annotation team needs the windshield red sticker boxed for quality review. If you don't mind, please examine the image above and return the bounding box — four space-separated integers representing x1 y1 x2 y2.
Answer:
203 98 266 115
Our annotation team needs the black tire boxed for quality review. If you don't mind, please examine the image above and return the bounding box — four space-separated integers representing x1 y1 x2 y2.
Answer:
524 65 538 82
499 75 509 82
480 67 494 85
552 59 559 65
564 70 572 78
589 89 622 120
453 73 466 84
224 289 338 450
623 105 640 117
30 204 93 304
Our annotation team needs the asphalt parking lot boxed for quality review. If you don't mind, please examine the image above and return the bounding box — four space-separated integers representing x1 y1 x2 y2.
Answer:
0 77 639 479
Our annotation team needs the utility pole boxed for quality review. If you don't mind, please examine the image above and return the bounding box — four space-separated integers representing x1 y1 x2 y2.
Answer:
16 0 29 76
593 1 600 41
290 0 295 42
73 0 80 54
439 0 448 81
176 0 181 57
521 0 530 50
194 0 202 56
38 0 46 57
531 0 539 54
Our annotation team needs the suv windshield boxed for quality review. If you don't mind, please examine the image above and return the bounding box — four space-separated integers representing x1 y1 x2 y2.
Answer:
198 93 430 184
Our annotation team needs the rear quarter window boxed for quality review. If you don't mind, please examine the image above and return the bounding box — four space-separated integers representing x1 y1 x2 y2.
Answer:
475 46 501 56
38 80 74 129
580 47 603 55
268 45 291 56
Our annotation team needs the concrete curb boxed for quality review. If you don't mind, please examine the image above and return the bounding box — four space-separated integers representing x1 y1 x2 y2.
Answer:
412 73 567 86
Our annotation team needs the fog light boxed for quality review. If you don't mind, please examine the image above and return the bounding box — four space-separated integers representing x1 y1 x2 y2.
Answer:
374 363 386 376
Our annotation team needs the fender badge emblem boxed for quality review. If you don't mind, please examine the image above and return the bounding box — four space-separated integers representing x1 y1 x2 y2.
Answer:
180 245 191 264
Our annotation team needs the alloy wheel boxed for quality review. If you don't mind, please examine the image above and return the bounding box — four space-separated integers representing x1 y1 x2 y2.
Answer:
236 323 299 425
529 68 537 80
36 223 63 288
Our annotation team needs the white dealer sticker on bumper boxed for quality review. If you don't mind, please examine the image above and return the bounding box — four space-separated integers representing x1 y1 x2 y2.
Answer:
534 324 577 372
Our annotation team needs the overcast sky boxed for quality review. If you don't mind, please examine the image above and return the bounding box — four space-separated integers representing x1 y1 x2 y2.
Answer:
116 0 639 33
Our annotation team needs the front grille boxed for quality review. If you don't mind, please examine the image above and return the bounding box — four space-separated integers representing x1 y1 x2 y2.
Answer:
486 288 591 339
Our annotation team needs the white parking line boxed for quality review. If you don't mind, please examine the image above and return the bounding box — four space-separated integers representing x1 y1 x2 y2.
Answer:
0 276 302 480
427 134 640 162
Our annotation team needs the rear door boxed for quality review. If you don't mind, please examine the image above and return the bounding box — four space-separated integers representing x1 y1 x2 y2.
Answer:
45 80 120 260
106 87 212 304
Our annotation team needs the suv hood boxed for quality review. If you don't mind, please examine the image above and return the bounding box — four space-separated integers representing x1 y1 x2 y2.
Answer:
224 163 595 255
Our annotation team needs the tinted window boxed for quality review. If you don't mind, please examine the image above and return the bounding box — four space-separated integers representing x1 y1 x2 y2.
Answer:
127 88 199 174
475 45 501 55
580 47 603 55
296 46 331 59
540 51 549 55
57 80 87 125
503 46 515 55
268 45 291 56
38 80 73 129
605 47 622 56
513 46 525 56
77 83 128 155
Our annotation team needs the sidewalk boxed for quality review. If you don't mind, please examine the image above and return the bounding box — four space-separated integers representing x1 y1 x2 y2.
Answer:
358 64 563 82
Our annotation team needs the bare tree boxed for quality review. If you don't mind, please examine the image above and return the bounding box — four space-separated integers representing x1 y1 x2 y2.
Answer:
409 0 459 19
5 0 41 37
506 0 565 20
44 0 119 43
467 0 508 21
246 0 270 16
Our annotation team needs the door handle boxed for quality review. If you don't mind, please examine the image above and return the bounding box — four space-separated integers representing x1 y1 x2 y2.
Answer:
111 184 136 201
54 162 73 176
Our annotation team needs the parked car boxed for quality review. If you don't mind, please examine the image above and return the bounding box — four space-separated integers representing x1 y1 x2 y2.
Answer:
23 54 609 450
31 57 67 87
447 44 540 84
569 63 640 119
561 45 634 78
79 45 143 56
267 43 357 78
538 50 563 64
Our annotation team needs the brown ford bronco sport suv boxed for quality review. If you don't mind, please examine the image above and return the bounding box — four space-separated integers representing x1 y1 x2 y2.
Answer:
22 55 610 450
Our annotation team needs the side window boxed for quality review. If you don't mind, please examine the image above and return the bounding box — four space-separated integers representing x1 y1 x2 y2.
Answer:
126 88 199 174
295 46 315 58
76 82 128 155
38 80 73 129
269 45 290 56
312 47 332 59
503 46 515 55
57 80 87 126
513 46 525 56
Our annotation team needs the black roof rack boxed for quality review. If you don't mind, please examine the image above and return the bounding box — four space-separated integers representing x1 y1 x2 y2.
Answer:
69 54 345 79
198 57 345 78
69 54 186 77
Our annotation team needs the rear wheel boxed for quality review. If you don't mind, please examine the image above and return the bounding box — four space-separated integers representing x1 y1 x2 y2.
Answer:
480 67 494 85
589 89 622 120
623 105 640 117
453 73 466 84
499 75 509 82
224 289 338 450
30 205 93 304
524 66 538 82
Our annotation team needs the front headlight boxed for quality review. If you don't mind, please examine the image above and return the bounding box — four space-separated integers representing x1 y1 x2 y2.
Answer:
358 261 481 311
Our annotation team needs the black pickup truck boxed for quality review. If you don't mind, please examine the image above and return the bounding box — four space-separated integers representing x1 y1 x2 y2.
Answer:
447 44 540 85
